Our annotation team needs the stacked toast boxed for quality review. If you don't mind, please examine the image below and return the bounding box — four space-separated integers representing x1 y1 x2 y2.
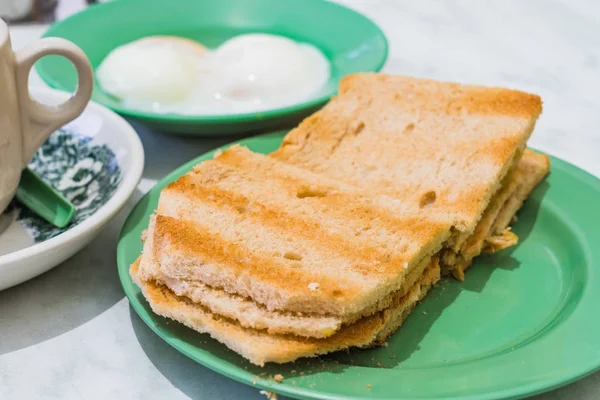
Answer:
131 74 550 366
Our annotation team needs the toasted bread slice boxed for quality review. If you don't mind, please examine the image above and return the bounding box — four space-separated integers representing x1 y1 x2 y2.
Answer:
141 222 435 338
131 257 440 366
138 146 451 318
272 73 542 235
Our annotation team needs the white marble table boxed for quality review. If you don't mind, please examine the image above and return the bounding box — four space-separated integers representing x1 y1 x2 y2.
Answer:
1 1 600 399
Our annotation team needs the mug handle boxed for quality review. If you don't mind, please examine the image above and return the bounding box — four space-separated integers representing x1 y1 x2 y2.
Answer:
14 37 93 166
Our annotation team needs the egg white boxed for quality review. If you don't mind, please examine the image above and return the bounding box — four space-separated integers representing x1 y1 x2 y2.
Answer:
96 33 331 115
96 38 199 106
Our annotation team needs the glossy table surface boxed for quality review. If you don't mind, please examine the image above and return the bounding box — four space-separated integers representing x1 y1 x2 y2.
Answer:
1 1 600 399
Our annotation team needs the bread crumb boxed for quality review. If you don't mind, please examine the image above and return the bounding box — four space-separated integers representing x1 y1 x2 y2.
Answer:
274 374 284 383
140 229 148 242
259 390 277 400
213 149 223 158
382 342 389 347
366 384 372 388
423 311 428 315
308 282 319 291
376 361 382 367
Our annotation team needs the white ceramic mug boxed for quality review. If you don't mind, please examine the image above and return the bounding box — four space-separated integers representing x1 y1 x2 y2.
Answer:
0 18 93 215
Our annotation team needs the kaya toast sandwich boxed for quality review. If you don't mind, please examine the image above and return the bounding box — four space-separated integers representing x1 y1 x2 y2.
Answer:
131 74 550 365
271 74 550 280
132 145 451 365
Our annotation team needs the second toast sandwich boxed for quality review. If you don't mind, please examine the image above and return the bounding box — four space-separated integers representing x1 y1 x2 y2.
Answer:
272 73 549 279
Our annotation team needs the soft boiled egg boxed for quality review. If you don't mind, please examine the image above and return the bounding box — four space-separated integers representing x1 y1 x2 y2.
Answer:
96 33 331 115
96 36 205 106
211 34 330 104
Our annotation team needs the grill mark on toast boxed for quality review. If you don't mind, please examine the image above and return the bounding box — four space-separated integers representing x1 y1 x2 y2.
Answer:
163 174 448 278
167 149 451 277
163 177 398 271
216 147 451 236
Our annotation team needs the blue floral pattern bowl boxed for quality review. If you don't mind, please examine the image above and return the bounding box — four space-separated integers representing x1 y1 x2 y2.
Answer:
14 128 122 242
0 87 144 290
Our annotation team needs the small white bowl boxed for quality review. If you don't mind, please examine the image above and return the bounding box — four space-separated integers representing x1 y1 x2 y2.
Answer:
0 87 144 290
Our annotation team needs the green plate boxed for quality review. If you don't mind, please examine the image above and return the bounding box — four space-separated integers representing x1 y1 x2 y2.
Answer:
117 132 600 399
36 0 387 136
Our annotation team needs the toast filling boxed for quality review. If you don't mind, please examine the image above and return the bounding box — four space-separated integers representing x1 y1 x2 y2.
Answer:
440 149 549 280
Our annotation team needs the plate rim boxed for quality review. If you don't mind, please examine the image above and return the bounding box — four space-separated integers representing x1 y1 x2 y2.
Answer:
117 132 600 400
36 0 389 125
0 86 145 268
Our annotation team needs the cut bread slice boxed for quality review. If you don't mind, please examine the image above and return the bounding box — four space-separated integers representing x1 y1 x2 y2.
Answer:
271 73 542 236
141 221 435 338
138 146 451 320
131 256 440 366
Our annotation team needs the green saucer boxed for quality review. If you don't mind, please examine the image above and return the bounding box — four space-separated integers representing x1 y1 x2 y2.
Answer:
117 132 600 399
36 0 387 135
